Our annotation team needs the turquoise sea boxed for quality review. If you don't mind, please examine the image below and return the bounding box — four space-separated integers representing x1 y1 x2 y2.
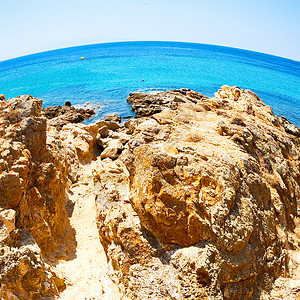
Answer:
0 41 299 125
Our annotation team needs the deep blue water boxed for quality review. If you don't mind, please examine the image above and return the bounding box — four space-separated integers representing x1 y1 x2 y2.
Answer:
0 41 299 125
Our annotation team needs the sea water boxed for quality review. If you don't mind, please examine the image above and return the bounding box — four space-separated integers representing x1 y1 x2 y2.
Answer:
0 41 299 125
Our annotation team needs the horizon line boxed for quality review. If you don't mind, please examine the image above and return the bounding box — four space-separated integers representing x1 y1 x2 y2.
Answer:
1 40 300 64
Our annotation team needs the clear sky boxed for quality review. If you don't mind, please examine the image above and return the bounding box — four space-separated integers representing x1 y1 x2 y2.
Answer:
1 0 299 62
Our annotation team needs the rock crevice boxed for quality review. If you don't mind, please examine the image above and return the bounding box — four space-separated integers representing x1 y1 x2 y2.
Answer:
0 87 299 299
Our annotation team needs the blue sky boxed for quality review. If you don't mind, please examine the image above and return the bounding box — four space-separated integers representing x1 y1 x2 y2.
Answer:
1 0 299 61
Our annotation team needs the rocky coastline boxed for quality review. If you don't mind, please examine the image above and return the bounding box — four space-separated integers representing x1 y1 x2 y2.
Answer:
41 101 95 128
0 87 299 299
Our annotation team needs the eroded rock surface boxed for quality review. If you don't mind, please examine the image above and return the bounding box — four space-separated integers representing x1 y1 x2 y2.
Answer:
0 87 299 299
97 86 300 299
0 95 70 298
42 103 94 129
0 95 124 299
127 89 208 117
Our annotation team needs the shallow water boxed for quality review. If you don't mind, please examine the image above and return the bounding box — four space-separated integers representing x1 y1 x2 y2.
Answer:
0 41 299 125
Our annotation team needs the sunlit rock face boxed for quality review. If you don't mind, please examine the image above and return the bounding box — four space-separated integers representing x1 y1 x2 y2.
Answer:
0 86 299 299
97 86 300 299
0 95 68 298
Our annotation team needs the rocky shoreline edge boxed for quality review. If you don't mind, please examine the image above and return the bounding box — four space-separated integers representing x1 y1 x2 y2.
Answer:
0 86 299 299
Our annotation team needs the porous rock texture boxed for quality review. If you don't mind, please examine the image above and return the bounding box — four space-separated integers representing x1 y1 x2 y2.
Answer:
0 87 299 299
0 95 69 299
0 94 122 299
97 86 300 299
42 103 95 129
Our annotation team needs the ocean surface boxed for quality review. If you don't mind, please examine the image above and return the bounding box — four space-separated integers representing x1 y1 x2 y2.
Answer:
0 41 300 125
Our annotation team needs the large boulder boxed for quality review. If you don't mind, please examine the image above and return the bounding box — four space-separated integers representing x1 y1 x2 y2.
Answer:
97 86 300 299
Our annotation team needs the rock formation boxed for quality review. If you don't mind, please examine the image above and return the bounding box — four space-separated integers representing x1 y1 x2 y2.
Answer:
0 87 299 299
42 102 95 128
0 95 69 298
127 89 208 117
97 86 300 299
